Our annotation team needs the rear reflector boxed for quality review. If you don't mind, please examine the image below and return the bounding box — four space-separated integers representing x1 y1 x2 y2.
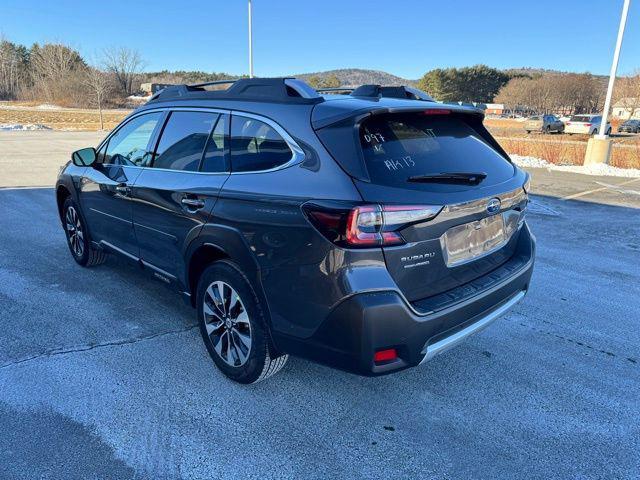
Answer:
374 348 398 363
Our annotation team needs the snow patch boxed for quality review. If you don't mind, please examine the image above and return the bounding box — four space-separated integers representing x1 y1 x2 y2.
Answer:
36 103 60 110
126 95 151 103
0 123 52 131
510 154 640 178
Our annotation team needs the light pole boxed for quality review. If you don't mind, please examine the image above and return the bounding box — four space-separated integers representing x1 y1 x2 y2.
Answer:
248 0 254 78
597 0 630 139
584 0 631 165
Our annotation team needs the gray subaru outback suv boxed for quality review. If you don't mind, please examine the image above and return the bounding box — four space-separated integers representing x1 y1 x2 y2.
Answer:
55 78 535 383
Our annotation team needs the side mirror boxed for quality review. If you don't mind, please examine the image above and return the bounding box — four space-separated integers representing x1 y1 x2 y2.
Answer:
72 147 97 167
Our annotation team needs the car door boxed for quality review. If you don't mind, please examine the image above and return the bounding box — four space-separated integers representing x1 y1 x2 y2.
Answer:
79 111 164 258
130 109 230 281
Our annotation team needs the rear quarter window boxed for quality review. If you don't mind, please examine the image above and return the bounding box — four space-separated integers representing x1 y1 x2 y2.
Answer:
359 113 513 188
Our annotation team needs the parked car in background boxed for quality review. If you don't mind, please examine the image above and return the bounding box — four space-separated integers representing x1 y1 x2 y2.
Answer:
55 78 534 383
565 115 611 135
524 115 564 134
618 119 640 134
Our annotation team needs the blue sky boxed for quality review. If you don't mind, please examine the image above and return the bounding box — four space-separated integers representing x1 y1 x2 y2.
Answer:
2 0 638 78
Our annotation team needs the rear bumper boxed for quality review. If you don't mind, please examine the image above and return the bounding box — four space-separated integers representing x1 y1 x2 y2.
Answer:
274 224 535 376
419 290 525 364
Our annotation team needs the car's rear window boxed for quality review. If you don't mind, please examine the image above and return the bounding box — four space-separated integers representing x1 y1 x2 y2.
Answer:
570 115 590 122
359 113 512 187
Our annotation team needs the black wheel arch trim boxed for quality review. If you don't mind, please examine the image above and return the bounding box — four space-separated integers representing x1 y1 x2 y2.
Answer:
184 224 284 354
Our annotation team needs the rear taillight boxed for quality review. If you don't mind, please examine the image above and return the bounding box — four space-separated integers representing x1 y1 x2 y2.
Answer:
585 123 592 127
304 203 441 248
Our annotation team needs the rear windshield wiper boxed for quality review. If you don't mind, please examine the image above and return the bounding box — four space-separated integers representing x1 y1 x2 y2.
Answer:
407 172 487 185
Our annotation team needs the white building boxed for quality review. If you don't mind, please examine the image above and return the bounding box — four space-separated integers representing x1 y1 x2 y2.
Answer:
612 98 640 119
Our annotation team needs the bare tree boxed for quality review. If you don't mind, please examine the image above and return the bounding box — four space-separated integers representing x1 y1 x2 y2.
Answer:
29 43 85 102
614 71 640 119
84 67 110 130
0 37 29 99
495 73 605 116
103 47 144 95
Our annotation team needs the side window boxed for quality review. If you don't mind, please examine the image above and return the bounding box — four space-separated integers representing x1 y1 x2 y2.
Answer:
104 112 162 166
230 116 293 172
200 114 228 173
153 111 219 171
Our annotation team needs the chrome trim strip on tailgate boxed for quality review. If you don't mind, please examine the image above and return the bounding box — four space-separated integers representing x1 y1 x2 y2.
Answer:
419 290 526 364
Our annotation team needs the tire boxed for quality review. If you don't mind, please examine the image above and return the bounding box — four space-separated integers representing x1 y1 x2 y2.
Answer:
62 197 106 267
525 130 531 134
196 260 288 384
543 126 550 134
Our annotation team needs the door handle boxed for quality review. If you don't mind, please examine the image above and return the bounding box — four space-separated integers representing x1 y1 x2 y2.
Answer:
181 197 205 209
115 184 131 196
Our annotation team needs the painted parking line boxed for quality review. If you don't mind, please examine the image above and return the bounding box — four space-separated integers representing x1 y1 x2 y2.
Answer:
560 177 640 201
0 185 52 190
594 181 640 196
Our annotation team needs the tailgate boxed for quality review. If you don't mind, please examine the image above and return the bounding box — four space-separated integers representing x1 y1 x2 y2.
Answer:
380 188 526 301
322 109 529 302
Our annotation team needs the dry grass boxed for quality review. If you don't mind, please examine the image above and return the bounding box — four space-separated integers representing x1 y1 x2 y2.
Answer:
499 137 640 169
0 106 129 131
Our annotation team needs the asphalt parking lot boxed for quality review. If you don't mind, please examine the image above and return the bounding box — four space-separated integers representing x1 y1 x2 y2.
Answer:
1 132 639 479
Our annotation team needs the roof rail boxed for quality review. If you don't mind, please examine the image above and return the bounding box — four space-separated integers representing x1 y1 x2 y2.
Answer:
315 87 355 95
147 77 324 104
189 79 239 89
350 84 434 102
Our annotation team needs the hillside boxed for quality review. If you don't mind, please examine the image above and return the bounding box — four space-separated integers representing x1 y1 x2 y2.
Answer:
295 68 416 87
140 68 416 88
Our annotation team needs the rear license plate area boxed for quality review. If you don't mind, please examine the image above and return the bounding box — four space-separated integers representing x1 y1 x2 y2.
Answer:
440 214 507 267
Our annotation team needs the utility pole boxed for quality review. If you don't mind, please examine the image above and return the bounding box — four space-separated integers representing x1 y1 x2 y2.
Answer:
584 0 631 165
248 0 254 78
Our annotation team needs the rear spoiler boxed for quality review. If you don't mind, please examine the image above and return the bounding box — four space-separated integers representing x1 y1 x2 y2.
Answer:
311 104 483 130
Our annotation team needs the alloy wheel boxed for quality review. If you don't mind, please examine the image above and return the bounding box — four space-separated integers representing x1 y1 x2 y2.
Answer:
203 281 252 367
65 206 84 257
